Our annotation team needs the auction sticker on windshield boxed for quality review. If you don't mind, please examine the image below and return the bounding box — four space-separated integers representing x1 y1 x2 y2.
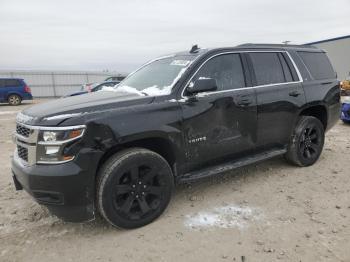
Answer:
170 60 191 66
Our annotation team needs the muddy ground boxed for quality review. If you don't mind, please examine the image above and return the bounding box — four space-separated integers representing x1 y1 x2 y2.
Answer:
0 99 349 262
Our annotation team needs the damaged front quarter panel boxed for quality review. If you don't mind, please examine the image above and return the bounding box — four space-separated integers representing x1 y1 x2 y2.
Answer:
56 97 185 220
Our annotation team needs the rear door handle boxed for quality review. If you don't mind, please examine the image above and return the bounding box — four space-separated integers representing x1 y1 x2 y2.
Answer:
237 99 251 107
289 90 301 97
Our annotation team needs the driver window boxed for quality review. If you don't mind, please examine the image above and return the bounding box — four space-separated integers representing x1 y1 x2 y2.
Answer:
191 54 246 91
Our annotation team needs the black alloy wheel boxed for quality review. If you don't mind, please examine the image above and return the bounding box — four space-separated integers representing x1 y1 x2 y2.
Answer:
97 148 174 229
285 116 325 167
299 125 322 160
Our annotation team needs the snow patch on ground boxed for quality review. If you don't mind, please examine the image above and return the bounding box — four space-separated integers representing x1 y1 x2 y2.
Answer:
184 205 263 230
0 111 19 115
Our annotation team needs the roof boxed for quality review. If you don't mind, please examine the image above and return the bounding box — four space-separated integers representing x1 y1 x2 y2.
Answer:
174 43 319 57
305 35 350 45
236 43 318 51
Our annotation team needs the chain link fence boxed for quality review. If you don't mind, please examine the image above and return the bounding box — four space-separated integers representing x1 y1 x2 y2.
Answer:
0 70 126 97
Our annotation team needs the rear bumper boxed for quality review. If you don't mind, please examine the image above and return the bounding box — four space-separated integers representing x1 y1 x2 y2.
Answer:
326 101 341 131
22 93 33 100
11 153 95 222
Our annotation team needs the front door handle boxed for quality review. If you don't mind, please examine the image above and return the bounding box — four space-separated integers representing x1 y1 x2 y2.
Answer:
289 90 301 97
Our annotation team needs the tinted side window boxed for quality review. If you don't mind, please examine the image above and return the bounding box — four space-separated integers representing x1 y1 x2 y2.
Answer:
249 52 286 85
0 79 5 88
5 79 21 87
297 51 335 80
278 53 293 82
192 54 245 91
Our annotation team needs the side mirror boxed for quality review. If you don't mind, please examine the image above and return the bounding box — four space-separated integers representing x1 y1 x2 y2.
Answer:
187 78 217 95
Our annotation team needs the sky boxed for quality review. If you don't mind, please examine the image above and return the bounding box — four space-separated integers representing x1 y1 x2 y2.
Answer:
0 0 349 73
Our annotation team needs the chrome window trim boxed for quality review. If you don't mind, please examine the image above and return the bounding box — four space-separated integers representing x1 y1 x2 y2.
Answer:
180 50 303 99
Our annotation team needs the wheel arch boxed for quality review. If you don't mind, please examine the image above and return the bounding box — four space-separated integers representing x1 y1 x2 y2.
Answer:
6 92 23 100
95 136 180 178
299 104 328 130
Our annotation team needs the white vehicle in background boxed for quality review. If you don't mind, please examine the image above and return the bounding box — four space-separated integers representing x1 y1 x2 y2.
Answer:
80 76 126 93
104 76 126 82
68 81 120 97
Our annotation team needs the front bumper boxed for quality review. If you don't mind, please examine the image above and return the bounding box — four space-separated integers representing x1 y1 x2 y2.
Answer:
11 153 95 222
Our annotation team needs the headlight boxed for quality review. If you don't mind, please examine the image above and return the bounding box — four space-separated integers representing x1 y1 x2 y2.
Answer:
43 131 57 142
40 128 84 143
37 127 85 164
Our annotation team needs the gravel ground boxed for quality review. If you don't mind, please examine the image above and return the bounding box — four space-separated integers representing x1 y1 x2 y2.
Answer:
0 99 349 262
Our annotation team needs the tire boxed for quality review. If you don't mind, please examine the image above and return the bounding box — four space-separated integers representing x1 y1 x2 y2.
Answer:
8 94 22 106
97 148 174 229
285 116 325 167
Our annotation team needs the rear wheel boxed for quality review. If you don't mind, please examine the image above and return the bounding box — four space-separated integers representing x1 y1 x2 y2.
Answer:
97 148 174 229
8 94 22 106
285 116 325 167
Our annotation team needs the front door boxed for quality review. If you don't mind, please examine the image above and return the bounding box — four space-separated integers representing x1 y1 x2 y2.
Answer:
180 53 257 170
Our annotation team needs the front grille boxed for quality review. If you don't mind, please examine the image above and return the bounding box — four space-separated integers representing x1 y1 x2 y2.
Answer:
17 145 28 161
16 124 31 137
14 122 38 165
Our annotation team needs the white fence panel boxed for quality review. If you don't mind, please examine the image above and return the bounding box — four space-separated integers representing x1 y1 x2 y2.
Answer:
0 70 126 97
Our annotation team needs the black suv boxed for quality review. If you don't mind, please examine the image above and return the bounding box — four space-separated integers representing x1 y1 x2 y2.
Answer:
11 44 340 229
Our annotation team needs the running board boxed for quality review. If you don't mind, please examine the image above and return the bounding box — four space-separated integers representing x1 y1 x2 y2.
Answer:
178 148 287 183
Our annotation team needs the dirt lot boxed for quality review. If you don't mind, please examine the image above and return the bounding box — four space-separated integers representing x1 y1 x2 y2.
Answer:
0 99 349 262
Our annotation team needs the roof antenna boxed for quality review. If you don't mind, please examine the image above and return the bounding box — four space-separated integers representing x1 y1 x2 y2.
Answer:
190 44 200 53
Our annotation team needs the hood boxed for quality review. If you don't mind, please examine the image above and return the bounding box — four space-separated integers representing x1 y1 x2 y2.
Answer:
19 91 154 126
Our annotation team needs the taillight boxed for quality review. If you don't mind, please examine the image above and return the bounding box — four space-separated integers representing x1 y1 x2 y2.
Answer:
24 85 31 93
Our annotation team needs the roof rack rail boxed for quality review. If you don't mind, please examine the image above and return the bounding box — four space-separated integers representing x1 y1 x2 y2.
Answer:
237 43 317 49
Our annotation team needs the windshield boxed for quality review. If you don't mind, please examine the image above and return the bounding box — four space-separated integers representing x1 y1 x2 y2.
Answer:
114 55 195 96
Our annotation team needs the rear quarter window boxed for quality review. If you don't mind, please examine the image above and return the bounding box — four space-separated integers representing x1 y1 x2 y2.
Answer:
297 51 336 80
5 79 21 87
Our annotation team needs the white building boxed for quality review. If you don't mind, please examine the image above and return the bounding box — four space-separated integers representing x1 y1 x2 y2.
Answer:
306 35 350 80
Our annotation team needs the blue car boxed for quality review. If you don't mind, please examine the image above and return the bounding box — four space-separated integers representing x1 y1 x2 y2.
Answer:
341 98 350 123
0 78 33 105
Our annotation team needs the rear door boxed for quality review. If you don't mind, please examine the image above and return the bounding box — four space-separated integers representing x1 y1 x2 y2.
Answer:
180 53 257 170
3 79 22 98
246 51 305 149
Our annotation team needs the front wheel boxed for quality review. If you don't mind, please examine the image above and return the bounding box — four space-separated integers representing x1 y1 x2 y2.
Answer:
97 148 174 229
285 116 325 167
8 94 22 106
